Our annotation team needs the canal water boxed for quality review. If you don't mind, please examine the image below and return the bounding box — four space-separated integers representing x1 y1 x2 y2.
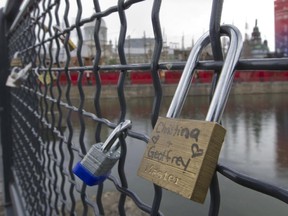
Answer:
67 93 288 215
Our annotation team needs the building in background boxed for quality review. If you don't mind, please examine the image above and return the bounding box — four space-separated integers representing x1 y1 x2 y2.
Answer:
54 19 113 66
82 19 113 65
241 20 270 59
54 17 276 66
82 19 108 58
124 36 155 63
275 0 288 57
124 33 175 63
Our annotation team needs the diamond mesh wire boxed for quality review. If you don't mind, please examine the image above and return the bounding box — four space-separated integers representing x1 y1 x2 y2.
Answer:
4 0 288 215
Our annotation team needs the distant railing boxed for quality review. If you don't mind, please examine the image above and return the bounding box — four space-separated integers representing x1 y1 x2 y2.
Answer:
1 0 288 215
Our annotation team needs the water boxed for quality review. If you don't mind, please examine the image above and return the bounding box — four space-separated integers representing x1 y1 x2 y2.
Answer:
67 93 288 215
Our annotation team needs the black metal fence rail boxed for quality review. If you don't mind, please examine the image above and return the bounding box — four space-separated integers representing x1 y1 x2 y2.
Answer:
1 0 288 215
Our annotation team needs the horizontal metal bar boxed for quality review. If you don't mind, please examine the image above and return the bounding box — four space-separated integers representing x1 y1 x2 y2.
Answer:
199 58 288 71
217 163 288 204
41 58 288 73
159 58 288 71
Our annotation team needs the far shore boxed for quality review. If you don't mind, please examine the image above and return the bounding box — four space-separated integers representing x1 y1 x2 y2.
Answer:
65 81 288 99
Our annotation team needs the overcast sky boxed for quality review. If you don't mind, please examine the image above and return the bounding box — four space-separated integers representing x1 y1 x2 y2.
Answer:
0 0 275 50
78 0 275 50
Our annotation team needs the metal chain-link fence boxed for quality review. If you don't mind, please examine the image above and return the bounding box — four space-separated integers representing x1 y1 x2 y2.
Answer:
1 0 288 215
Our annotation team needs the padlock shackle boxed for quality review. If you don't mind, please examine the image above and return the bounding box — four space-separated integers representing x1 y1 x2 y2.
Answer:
166 31 210 118
205 26 242 122
13 51 20 59
101 120 132 152
167 25 242 123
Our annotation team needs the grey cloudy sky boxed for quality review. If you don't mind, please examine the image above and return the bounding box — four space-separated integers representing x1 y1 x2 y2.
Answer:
81 0 275 51
1 0 275 50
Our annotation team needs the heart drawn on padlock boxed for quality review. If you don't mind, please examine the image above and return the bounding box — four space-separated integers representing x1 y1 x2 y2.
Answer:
191 143 204 158
151 135 160 144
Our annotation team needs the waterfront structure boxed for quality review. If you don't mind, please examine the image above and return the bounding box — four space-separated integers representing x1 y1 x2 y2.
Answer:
124 34 175 63
82 19 107 58
124 36 155 63
275 0 288 57
82 19 113 65
54 18 275 65
52 19 113 66
241 20 270 59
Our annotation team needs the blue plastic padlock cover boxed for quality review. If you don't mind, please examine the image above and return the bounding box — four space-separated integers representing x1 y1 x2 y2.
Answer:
73 162 109 186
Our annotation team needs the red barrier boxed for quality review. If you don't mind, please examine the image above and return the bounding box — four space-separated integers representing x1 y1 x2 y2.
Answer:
197 71 213 83
58 71 120 85
58 70 288 85
164 71 181 84
100 72 119 85
273 71 288 81
59 73 68 85
237 70 251 82
130 71 152 84
70 72 79 85
164 70 214 83
234 71 241 82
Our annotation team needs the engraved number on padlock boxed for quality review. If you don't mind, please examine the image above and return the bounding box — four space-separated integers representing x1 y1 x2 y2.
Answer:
73 120 132 186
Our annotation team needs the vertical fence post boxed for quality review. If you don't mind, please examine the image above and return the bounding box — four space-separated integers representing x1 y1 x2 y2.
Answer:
0 1 21 209
0 8 13 207
208 1 224 215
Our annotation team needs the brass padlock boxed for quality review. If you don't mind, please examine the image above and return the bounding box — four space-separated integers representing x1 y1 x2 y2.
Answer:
138 25 243 203
34 68 57 85
53 25 76 51
10 51 22 67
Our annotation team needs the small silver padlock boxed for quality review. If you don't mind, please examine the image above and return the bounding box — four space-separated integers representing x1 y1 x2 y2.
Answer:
6 67 20 87
6 63 32 87
73 120 132 186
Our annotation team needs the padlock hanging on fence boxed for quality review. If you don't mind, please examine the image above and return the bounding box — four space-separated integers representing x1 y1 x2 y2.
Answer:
138 25 243 203
73 120 132 186
53 25 76 51
10 51 22 67
6 63 32 88
31 17 49 33
34 67 57 85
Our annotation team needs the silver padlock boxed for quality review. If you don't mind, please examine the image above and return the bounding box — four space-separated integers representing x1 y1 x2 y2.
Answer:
6 63 32 88
73 120 132 186
6 67 20 87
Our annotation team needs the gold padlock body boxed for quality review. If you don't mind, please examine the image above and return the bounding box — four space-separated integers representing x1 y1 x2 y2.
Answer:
138 117 226 203
10 58 22 67
38 72 57 85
